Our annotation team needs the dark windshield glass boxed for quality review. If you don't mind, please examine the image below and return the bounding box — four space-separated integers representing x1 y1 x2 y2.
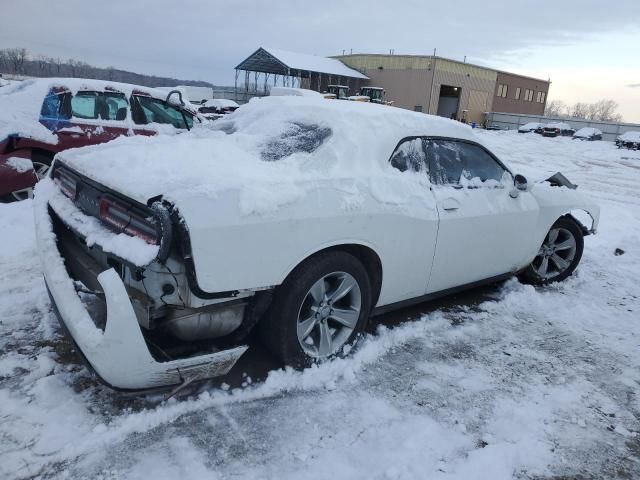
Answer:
262 122 332 161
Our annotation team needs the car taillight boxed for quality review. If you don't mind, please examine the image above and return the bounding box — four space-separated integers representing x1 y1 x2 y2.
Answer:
53 169 78 200
99 195 159 245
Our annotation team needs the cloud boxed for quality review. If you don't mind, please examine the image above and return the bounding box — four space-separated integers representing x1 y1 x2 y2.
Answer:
2 0 640 86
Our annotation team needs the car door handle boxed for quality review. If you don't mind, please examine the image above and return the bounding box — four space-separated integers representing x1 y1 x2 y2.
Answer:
441 198 461 211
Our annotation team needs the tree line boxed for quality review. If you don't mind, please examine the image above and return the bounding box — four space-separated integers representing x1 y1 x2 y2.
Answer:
0 47 213 88
544 99 623 123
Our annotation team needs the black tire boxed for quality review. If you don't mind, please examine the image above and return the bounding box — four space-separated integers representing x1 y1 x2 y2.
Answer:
519 216 584 286
260 251 372 368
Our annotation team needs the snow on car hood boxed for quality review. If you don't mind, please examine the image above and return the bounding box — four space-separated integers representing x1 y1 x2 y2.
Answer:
57 96 478 212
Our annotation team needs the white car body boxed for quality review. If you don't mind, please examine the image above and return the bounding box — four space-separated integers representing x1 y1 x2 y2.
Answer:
35 97 600 390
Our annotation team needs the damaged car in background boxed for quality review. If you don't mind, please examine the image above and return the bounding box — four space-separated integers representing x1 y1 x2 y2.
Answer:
0 78 200 201
34 96 600 392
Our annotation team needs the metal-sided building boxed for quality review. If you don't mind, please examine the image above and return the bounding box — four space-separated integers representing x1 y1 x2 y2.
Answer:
233 48 550 123
334 54 549 123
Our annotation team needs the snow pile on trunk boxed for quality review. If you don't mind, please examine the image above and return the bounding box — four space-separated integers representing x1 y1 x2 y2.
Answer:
36 177 159 266
57 96 476 209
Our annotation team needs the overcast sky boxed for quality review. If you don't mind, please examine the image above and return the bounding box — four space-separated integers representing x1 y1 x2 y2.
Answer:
3 0 640 121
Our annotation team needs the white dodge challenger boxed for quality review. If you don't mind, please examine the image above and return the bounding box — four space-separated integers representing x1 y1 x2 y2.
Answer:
34 96 599 391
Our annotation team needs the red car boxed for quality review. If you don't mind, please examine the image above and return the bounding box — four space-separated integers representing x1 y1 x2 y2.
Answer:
0 78 200 201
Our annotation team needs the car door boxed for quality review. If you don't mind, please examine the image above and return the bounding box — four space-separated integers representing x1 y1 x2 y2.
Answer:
129 94 194 136
384 137 440 301
425 138 539 293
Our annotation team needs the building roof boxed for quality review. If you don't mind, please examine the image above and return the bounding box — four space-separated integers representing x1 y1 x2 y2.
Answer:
334 53 548 84
236 47 369 80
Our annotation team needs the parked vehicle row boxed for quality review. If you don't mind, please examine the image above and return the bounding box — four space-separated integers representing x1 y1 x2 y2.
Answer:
518 122 610 142
0 78 202 201
33 94 599 391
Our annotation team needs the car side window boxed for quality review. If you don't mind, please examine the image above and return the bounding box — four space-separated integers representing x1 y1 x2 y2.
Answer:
427 139 508 186
101 93 129 121
132 95 190 129
71 92 99 119
389 137 428 173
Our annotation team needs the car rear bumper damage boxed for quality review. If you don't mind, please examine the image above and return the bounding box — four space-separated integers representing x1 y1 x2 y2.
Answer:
34 179 248 392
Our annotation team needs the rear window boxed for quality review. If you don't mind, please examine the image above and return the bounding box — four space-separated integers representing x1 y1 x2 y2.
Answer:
261 122 332 161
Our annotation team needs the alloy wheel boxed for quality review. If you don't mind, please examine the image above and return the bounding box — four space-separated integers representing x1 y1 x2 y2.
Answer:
10 161 50 201
296 271 362 358
532 227 577 279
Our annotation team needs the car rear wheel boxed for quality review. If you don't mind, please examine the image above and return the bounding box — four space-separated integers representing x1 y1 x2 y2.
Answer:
9 153 52 202
260 251 372 368
520 217 584 285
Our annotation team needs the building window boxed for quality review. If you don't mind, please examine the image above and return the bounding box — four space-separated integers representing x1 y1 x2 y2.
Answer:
414 105 423 112
497 84 508 98
524 89 534 102
536 91 542 103
515 87 521 100
540 92 546 103
502 85 507 97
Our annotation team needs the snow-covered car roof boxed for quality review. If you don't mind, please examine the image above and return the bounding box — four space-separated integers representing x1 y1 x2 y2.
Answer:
544 122 572 130
202 98 239 109
518 122 543 130
58 95 478 206
573 127 602 137
617 131 640 142
0 78 197 144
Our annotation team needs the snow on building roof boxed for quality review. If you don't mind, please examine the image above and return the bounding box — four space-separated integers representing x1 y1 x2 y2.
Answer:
236 47 368 80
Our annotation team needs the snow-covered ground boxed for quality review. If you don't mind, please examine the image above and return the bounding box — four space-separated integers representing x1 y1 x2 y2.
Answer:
0 131 639 479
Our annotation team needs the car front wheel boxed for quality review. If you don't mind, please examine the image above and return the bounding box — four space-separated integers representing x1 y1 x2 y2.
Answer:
520 217 584 285
260 251 372 367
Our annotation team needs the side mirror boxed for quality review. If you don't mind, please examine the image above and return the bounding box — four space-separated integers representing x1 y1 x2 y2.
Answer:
510 174 529 198
514 174 528 191
166 90 185 107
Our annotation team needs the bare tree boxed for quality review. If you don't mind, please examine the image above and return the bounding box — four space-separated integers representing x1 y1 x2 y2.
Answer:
544 100 567 118
569 102 590 119
51 57 63 75
5 48 28 74
0 50 7 72
588 99 622 122
36 55 50 75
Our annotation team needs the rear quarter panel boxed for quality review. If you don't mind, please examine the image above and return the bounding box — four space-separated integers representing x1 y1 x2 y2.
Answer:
175 178 440 307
